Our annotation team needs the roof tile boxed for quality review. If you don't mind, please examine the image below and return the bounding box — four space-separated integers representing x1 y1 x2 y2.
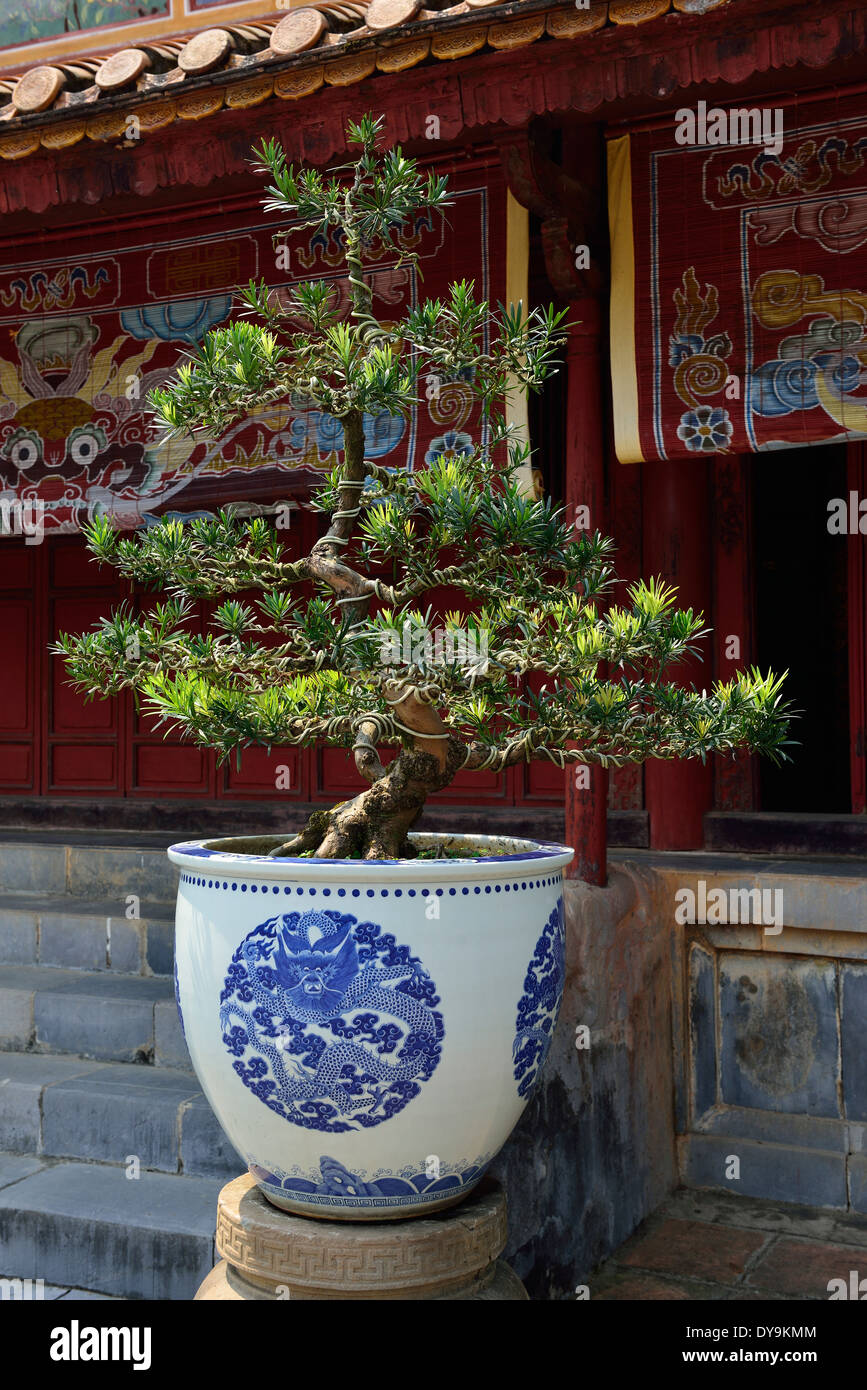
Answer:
0 0 735 157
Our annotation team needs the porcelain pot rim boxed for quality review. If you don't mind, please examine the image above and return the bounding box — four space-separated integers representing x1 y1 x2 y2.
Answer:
168 831 574 882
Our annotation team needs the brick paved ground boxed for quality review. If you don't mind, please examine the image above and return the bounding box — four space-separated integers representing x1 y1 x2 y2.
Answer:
591 1188 867 1300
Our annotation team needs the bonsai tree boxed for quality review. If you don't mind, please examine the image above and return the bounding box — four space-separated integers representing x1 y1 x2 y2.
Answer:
55 116 791 860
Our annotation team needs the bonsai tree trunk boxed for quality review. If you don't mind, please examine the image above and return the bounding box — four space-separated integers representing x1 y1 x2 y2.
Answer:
271 693 466 859
281 387 471 858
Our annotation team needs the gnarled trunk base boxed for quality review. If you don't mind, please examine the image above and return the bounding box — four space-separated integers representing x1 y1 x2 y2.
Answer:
268 741 465 860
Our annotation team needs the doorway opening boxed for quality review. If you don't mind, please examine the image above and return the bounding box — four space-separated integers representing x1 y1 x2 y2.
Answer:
752 444 850 813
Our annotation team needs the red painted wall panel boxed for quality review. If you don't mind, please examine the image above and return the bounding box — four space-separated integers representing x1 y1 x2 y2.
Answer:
51 599 119 734
50 743 117 788
522 761 564 800
223 746 304 800
134 744 209 791
0 602 31 733
0 745 31 788
0 546 35 590
3 505 568 810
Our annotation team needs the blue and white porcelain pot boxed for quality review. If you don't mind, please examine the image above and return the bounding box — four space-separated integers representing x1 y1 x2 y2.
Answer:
167 832 572 1220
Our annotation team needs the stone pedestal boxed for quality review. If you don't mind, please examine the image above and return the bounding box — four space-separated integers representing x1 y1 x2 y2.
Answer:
195 1174 528 1301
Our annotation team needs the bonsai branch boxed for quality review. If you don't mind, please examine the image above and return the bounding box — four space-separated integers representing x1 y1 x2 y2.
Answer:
353 719 386 784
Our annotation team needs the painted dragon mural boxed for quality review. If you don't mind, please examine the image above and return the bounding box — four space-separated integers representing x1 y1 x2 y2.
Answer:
0 189 492 531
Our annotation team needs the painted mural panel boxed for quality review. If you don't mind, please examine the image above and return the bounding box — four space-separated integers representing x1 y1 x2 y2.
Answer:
608 92 867 463
0 1 169 50
0 173 502 532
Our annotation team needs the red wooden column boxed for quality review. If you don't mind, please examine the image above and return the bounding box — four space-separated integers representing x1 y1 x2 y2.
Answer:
565 296 608 884
642 458 714 849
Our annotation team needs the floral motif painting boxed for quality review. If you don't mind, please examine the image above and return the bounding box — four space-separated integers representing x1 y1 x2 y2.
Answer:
609 93 867 462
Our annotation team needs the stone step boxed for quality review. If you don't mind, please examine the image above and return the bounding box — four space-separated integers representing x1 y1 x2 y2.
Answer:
0 1275 120 1300
0 838 178 903
0 1053 241 1180
0 1153 221 1300
0 893 175 976
0 965 190 1068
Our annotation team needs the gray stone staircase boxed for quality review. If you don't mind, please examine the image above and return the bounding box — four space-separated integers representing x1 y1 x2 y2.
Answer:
0 835 241 1300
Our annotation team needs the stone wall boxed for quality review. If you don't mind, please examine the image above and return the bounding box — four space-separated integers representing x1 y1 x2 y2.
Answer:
653 856 867 1219
493 854 867 1299
492 865 678 1299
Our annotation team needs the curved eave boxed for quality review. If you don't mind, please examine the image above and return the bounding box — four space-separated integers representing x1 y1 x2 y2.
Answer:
0 0 862 216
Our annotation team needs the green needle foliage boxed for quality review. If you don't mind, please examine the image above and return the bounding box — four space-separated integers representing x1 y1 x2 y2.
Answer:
54 114 793 857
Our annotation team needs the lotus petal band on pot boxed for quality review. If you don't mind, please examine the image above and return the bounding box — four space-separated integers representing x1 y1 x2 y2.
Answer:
169 832 572 1219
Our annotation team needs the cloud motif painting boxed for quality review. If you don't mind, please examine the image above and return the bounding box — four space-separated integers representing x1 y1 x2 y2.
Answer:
248 1153 492 1213
512 901 565 1098
220 909 443 1134
120 296 233 346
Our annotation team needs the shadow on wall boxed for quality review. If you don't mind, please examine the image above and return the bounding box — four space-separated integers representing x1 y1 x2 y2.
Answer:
492 865 677 1300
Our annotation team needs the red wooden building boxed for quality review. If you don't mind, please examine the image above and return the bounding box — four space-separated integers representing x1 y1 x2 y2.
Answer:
1 0 866 876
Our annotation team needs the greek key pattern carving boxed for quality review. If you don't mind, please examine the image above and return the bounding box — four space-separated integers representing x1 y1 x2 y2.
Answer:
216 1195 506 1288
